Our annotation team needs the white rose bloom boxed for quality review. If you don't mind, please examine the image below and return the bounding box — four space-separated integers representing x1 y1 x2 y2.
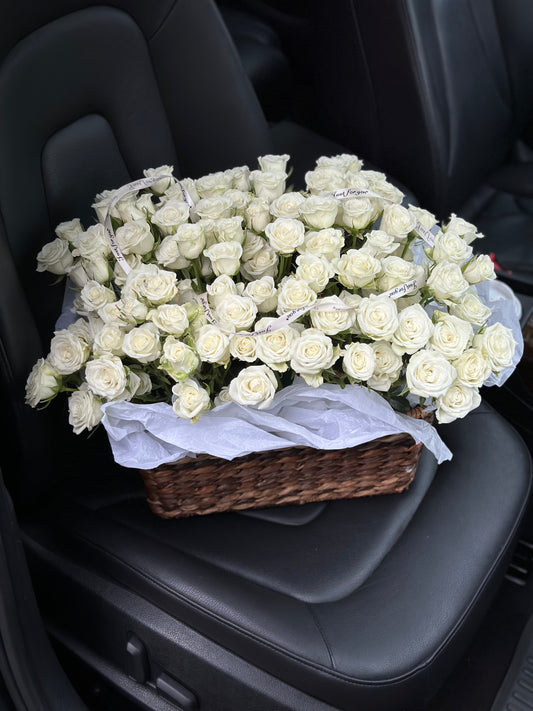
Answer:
194 195 233 221
244 276 278 313
265 217 305 254
258 154 290 173
361 230 398 257
119 297 149 325
230 334 258 363
343 342 375 381
85 354 127 400
223 189 251 213
431 231 473 265
295 253 335 292
214 386 232 406
378 256 418 292
195 171 233 199
113 254 143 287
115 219 154 256
36 238 74 275
340 290 363 314
298 228 345 261
334 248 382 289
430 313 473 360
392 304 434 355
436 381 481 423
48 330 90 375
131 370 152 397
228 364 278 409
195 324 230 364
98 301 131 329
143 165 173 195
68 261 90 288
270 192 306 219
84 256 112 284
214 216 245 244
172 378 211 420
135 193 155 216
450 290 492 326
123 263 178 305
368 372 396 392
227 165 251 192
92 189 120 223
473 322 517 372
159 180 193 205
444 214 482 244
277 276 317 314
380 204 415 239
241 245 278 280
371 340 403 376
93 323 125 356
148 304 189 336
463 254 496 284
160 337 199 380
310 295 356 335
115 196 145 223
55 218 84 244
370 180 404 204
290 329 339 386
80 280 115 312
73 224 110 260
426 261 470 301
406 349 457 398
305 166 345 194
298 195 339 229
67 318 92 341
250 169 287 201
453 348 492 388
408 206 438 231
245 197 271 232
25 358 61 407
176 278 197 307
317 153 362 172
357 295 399 340
151 200 190 236
174 222 205 260
344 172 370 190
341 197 377 230
242 231 265 261
68 384 103 434
216 295 257 331
155 234 190 270
203 241 243 277
122 322 161 363
207 274 239 308
255 320 298 371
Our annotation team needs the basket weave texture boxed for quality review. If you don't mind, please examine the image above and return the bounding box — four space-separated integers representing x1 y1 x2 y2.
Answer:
140 407 433 519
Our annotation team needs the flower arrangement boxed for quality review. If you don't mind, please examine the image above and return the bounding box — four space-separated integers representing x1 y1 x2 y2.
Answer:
25 154 517 439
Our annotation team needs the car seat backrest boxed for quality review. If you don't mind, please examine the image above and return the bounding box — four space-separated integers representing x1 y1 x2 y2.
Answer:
0 0 270 506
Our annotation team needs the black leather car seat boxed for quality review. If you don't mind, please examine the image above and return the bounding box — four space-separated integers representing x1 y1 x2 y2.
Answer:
0 2 530 710
311 0 533 292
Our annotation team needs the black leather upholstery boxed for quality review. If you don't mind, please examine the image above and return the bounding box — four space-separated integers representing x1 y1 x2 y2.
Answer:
310 0 533 287
23 404 531 710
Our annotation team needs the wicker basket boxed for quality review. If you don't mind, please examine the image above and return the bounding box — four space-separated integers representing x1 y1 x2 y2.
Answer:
139 407 433 519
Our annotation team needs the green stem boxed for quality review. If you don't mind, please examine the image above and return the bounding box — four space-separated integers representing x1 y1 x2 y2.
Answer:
191 260 204 291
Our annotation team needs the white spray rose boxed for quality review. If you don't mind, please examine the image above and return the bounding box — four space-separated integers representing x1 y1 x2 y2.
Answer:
370 180 404 204
380 204 415 239
245 198 271 232
432 231 473 264
68 384 103 434
195 325 230 365
258 154 290 173
216 295 257 331
241 245 278 280
119 297 149 325
222 189 250 213
160 337 199 380
265 217 305 254
444 214 482 244
430 313 473 360
135 193 155 216
255 320 299 371
244 276 278 313
453 348 492 388
357 296 399 340
36 238 74 275
195 171 233 198
143 165 173 195
115 196 146 223
310 295 356 335
334 249 382 289
295 254 335 292
406 349 457 398
277 276 317 314
84 256 113 284
341 197 376 230
115 219 154 256
317 153 362 172
85 354 128 400
207 275 239 308
73 224 111 260
343 342 375 381
436 382 481 423
426 261 470 302
392 304 434 355
408 206 437 231
228 364 278 409
463 254 496 284
361 230 398 257
214 216 245 244
148 304 189 336
92 189 120 223
250 170 287 201
449 290 492 326
174 223 205 260
124 264 178 305
298 195 339 229
25 358 61 407
227 165 251 192
172 378 211 420
305 166 345 194
151 200 190 235
68 261 90 288
203 241 243 277
371 341 403 377
114 254 143 287
55 218 84 244
93 324 125 356
230 334 258 363
122 322 161 363
270 192 306 219
242 231 265 261
473 322 517 372
195 196 233 221
48 330 90 375
378 256 418 292
298 228 345 261
80 281 116 312
214 387 232 406
290 329 339 387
